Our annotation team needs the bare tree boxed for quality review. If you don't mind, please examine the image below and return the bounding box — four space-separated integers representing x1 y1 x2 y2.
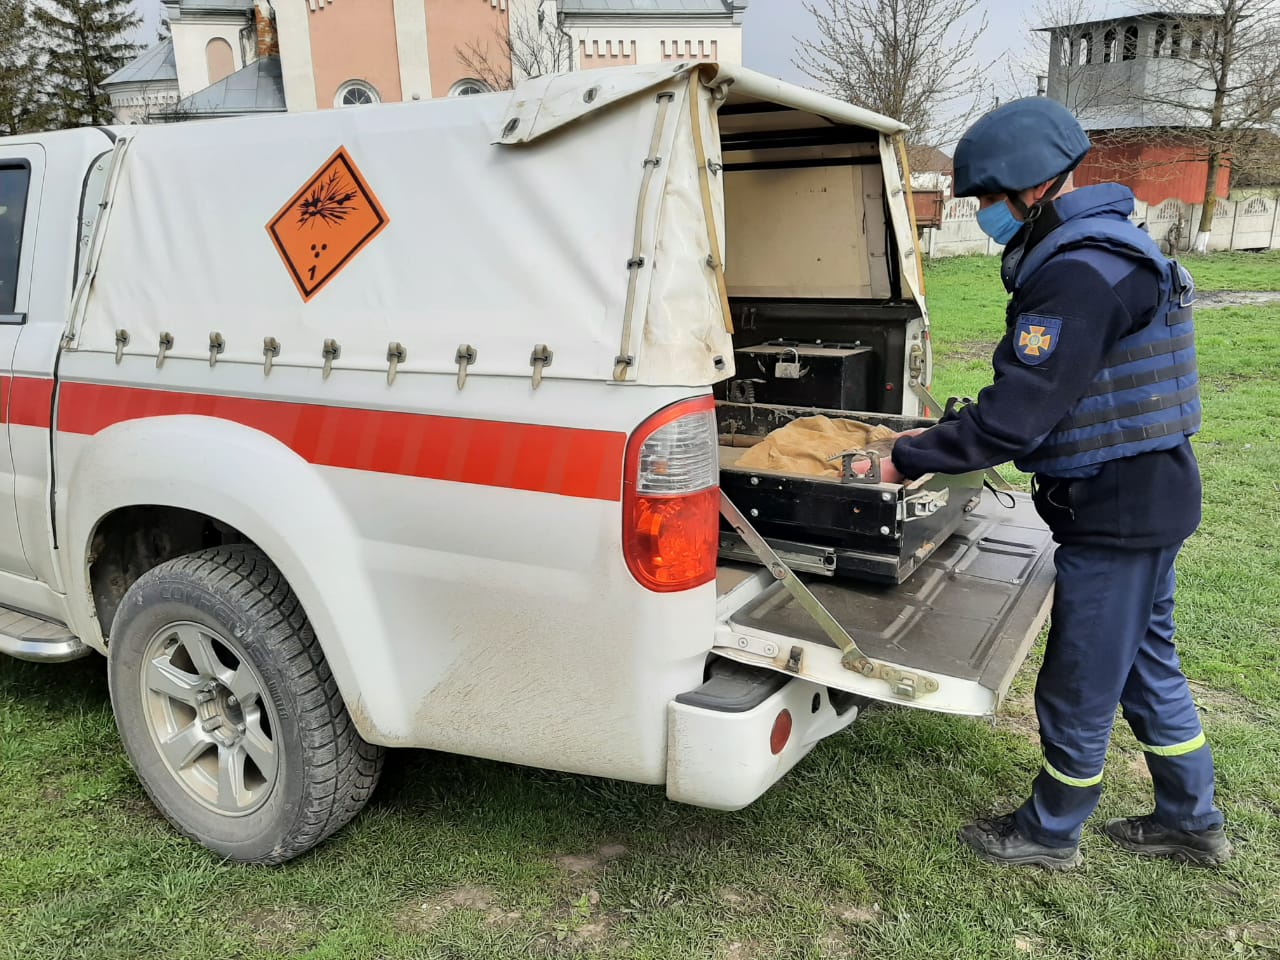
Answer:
456 3 572 91
792 0 993 150
1138 0 1280 250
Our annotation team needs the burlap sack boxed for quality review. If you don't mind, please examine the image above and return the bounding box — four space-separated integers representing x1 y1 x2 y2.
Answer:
730 416 896 479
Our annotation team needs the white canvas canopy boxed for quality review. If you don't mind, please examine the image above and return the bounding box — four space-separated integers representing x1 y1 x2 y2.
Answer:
71 63 916 386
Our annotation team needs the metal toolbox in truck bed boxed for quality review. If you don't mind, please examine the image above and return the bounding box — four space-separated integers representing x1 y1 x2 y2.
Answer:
716 401 985 583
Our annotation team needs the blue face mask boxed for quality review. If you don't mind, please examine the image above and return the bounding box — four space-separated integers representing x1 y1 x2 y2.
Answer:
977 200 1023 245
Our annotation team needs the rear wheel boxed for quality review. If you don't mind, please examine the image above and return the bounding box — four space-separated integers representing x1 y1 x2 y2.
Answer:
107 545 383 864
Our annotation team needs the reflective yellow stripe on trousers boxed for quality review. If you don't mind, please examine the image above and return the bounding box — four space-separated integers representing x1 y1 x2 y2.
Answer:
1043 760 1104 788
1139 732 1207 757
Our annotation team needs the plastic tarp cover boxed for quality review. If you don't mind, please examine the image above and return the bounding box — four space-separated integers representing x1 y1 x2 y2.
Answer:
75 78 721 385
635 78 734 385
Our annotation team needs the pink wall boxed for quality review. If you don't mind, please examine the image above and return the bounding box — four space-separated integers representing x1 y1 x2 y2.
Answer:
579 39 636 70
206 38 235 85
309 0 403 108
425 0 508 95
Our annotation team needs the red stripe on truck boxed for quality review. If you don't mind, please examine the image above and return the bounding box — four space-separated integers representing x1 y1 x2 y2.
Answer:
6 376 53 428
50 380 627 502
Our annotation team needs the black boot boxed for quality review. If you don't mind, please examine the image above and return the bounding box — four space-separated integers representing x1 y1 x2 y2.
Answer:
958 814 1082 870
1103 815 1233 867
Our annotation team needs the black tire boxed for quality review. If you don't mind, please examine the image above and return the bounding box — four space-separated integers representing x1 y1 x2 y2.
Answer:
107 544 384 864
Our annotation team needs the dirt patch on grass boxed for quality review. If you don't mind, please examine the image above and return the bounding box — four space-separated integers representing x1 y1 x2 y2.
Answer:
717 886 768 910
720 939 768 960
941 340 998 364
1187 681 1266 722
242 905 322 951
1194 291 1280 308
533 893 629 956
993 709 1039 743
569 917 613 944
554 843 627 874
828 902 881 924
1203 373 1253 393
1124 751 1152 783
1194 922 1280 955
394 886 520 934
992 685 1040 743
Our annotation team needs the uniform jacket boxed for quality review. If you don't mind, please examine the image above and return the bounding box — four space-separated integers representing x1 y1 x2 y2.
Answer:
893 184 1202 547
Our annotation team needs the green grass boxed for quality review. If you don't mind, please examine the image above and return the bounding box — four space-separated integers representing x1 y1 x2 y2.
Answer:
3 254 1280 959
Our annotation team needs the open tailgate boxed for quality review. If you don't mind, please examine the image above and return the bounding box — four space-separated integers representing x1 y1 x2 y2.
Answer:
714 489 1055 716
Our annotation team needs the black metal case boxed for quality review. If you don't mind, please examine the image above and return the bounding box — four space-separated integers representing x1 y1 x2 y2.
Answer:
716 401 986 583
714 340 875 412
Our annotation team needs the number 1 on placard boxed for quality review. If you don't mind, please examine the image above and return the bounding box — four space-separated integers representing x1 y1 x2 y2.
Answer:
308 265 317 281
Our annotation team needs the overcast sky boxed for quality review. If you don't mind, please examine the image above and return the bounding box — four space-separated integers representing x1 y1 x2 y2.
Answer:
742 0 1042 94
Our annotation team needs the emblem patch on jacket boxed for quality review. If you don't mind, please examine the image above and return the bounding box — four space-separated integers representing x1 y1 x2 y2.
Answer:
1014 315 1062 366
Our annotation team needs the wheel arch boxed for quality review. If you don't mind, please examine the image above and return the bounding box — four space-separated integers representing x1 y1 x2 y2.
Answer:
60 415 408 742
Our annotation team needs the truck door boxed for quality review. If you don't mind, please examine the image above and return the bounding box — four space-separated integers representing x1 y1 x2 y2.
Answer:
0 147 42 580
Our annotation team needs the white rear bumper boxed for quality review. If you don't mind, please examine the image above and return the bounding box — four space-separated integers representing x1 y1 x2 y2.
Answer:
665 674 859 810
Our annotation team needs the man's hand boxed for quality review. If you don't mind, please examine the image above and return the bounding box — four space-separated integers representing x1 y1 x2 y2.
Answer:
895 427 929 439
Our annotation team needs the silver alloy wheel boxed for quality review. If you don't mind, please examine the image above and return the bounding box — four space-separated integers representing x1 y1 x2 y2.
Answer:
139 621 280 816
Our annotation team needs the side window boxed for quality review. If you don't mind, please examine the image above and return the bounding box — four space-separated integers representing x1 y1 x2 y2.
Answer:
0 165 30 315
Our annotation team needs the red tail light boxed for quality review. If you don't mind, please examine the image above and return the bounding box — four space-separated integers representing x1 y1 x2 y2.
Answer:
623 396 719 592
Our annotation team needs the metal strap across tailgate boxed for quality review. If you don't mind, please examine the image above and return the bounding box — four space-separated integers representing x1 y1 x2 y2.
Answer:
719 491 940 700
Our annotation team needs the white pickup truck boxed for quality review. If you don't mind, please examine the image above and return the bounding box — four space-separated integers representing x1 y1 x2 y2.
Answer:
0 63 1055 864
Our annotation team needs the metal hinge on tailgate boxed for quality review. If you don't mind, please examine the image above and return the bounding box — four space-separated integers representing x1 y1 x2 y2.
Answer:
719 492 940 701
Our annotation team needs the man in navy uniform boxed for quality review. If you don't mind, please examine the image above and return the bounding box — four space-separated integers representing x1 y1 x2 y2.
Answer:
881 98 1231 870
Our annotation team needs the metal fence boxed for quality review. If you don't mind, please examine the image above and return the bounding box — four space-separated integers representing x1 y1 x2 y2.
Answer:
922 193 1280 259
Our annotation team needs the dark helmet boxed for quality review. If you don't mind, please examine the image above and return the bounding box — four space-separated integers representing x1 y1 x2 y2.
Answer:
953 98 1092 198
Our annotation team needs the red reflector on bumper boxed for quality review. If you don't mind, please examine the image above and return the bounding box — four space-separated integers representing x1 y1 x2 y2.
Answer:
770 709 793 755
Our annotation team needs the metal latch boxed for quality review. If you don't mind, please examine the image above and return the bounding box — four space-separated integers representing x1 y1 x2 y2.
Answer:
774 346 802 379
322 338 340 380
908 341 925 385
114 329 129 364
718 491 939 701
455 344 476 390
530 344 553 389
902 488 950 519
263 337 280 375
155 331 173 369
386 341 406 385
208 332 225 367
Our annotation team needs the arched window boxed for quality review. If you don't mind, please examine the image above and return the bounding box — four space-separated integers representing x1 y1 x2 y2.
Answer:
334 81 379 107
1081 31 1094 64
1058 36 1071 68
1170 21 1183 54
1190 26 1203 55
1123 25 1139 61
1103 28 1117 63
1153 23 1167 57
449 78 490 97
206 38 234 86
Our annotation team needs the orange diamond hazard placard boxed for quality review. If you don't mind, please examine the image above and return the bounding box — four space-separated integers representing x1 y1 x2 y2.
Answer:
267 147 389 302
